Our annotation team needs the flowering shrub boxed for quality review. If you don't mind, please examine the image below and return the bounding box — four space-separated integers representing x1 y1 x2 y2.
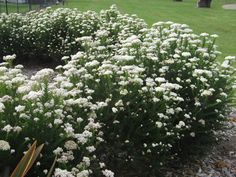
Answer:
0 6 236 177
0 6 146 59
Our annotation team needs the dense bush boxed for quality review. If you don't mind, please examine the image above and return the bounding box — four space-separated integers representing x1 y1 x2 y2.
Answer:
0 6 235 177
0 6 146 59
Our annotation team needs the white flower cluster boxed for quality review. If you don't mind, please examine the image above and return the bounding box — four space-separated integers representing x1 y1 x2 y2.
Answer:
0 55 109 176
0 5 147 59
0 140 10 151
0 6 235 176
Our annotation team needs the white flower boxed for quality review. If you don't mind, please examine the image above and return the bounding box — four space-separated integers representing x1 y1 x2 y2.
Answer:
85 60 100 67
112 107 118 113
153 21 164 27
182 52 191 57
173 54 180 58
82 156 90 166
64 140 78 150
64 123 74 137
61 56 70 61
155 87 165 92
76 170 90 177
201 90 213 96
17 85 32 94
193 69 212 78
113 55 134 61
76 117 83 123
54 119 63 125
199 119 205 125
155 121 163 128
166 108 175 115
115 100 124 107
120 89 128 95
99 162 106 168
176 121 185 129
102 169 114 177
22 91 43 100
125 140 129 143
54 168 74 177
96 29 109 37
221 60 230 68
155 77 166 83
43 169 48 175
53 147 63 155
0 102 5 112
160 83 182 90
220 92 227 98
224 56 235 60
3 54 16 62
15 105 25 112
153 97 160 102
179 121 185 127
210 34 218 38
86 146 96 153
123 35 141 46
0 140 10 151
194 101 201 107
13 126 22 133
3 125 13 132
190 132 195 137
184 114 190 119
31 68 54 81
200 33 209 37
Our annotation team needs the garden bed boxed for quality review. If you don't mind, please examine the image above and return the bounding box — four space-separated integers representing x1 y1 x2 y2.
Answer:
0 6 235 177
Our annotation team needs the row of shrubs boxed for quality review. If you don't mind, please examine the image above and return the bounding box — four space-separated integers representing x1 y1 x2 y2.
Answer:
0 5 235 177
0 6 146 60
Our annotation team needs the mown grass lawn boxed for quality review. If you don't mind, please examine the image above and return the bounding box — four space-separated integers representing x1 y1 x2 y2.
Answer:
0 2 39 13
55 0 236 59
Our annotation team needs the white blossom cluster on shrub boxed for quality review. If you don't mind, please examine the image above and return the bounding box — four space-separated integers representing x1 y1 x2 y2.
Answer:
0 6 236 177
0 5 146 59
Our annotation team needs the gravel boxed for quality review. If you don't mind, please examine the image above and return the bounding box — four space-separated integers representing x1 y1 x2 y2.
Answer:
165 112 236 177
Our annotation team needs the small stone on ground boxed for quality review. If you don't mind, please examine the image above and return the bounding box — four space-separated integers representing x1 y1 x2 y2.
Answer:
223 4 236 10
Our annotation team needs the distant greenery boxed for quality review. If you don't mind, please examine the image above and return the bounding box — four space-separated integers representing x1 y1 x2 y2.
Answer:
54 0 236 59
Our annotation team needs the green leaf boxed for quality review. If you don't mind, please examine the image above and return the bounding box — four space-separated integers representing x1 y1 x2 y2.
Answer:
46 156 57 177
10 141 44 177
23 143 44 176
10 141 37 177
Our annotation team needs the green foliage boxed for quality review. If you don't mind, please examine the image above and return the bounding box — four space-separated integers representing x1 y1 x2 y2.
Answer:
10 141 44 177
0 6 235 176
0 7 146 61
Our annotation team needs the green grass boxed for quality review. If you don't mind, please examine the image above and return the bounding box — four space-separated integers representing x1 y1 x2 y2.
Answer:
0 2 40 13
54 0 236 59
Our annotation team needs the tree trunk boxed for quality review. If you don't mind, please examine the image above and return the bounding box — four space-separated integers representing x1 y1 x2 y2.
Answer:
198 0 212 8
